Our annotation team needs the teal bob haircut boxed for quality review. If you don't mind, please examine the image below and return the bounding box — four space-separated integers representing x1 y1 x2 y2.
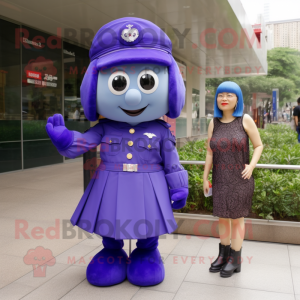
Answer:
214 81 244 118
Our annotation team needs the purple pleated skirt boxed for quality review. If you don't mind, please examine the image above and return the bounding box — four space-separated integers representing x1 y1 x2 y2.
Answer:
70 166 177 240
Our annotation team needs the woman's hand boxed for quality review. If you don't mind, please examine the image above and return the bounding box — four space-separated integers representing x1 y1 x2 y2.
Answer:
203 179 210 194
241 164 254 179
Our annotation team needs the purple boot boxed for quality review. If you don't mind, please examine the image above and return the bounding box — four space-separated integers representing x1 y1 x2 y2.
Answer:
127 236 165 286
86 236 128 286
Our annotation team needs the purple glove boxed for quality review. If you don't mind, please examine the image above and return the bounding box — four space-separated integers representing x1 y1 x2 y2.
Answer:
170 187 188 209
45 114 73 151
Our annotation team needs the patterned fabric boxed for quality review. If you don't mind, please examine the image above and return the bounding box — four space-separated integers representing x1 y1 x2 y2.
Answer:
210 114 255 219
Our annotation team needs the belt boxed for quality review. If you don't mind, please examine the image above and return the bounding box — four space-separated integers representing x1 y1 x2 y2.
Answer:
99 161 163 172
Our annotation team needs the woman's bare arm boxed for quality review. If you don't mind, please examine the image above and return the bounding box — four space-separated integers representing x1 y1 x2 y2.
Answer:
203 119 214 180
243 114 264 168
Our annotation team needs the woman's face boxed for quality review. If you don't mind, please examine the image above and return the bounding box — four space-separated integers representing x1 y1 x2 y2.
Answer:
217 92 237 111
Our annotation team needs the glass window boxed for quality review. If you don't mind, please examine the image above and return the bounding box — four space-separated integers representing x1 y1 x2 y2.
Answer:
63 42 90 159
21 25 63 168
0 19 22 173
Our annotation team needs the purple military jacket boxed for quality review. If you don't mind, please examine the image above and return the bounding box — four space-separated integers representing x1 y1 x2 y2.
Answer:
59 118 188 240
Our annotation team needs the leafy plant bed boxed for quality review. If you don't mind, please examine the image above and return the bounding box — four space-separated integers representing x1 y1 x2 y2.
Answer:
177 124 300 222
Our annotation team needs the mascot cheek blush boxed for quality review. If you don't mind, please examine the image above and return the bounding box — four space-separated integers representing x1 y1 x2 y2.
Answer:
45 17 188 287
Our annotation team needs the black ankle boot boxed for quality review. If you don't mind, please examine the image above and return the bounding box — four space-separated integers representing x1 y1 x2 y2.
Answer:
220 246 242 278
209 242 231 273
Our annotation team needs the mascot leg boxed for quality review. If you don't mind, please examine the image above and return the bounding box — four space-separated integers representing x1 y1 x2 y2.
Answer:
127 236 165 286
86 236 128 286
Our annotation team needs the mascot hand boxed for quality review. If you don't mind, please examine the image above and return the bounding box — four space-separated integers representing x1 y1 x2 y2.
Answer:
45 114 73 151
170 187 188 210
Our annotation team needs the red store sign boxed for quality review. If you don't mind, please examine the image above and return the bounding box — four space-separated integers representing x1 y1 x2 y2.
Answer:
26 70 42 80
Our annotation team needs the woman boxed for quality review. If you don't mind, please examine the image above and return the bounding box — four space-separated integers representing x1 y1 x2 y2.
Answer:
203 81 263 277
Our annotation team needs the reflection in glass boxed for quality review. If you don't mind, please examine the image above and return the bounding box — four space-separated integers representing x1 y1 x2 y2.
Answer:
0 19 22 172
23 140 62 169
21 25 63 168
63 42 90 159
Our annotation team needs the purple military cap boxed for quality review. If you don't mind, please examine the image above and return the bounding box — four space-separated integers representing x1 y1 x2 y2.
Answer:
80 17 186 121
90 17 173 68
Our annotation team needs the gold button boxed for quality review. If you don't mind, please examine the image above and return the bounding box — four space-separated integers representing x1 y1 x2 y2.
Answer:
128 141 133 146
127 153 132 159
129 128 135 134
109 140 112 143
148 144 151 148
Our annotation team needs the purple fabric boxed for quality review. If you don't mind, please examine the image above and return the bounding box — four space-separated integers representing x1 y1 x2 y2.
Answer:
170 187 189 201
127 247 164 286
67 119 187 239
170 187 188 210
96 48 172 70
80 59 99 121
45 114 73 151
99 161 163 172
89 17 172 61
165 170 189 189
102 236 124 249
160 123 185 173
71 168 177 239
80 17 186 121
165 56 186 118
136 236 158 251
171 199 187 210
57 124 103 158
86 247 128 286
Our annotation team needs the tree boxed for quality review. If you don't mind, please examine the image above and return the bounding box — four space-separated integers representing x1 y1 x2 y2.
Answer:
267 47 300 96
206 47 299 109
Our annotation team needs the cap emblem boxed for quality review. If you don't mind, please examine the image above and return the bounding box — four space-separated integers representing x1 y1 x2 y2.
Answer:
121 24 139 42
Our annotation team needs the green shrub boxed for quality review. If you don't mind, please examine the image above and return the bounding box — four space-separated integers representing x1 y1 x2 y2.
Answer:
178 124 300 221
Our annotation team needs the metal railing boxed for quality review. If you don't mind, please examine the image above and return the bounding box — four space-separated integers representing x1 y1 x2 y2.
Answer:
179 161 300 170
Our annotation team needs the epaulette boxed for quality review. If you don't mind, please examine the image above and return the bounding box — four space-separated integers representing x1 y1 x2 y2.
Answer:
155 119 171 129
155 119 176 145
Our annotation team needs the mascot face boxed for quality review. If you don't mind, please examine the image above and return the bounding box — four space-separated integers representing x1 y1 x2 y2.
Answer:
96 63 169 125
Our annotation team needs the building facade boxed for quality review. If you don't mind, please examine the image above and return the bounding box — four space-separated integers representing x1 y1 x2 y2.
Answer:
266 18 300 51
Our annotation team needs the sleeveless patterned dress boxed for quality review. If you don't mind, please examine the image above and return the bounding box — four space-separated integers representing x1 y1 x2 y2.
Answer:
209 114 255 219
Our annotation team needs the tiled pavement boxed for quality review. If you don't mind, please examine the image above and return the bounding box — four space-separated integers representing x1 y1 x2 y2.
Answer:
0 160 299 300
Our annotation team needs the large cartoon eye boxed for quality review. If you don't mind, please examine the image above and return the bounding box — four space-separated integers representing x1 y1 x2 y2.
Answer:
108 71 130 95
137 69 159 94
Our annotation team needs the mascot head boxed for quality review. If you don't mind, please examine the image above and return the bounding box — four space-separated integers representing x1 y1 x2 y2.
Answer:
80 17 186 123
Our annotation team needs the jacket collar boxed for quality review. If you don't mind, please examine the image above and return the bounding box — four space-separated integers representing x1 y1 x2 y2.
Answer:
109 120 148 129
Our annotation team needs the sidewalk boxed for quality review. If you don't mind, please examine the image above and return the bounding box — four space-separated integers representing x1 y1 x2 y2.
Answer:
0 160 299 300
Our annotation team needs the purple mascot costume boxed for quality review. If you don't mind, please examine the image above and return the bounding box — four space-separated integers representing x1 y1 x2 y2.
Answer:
46 17 188 287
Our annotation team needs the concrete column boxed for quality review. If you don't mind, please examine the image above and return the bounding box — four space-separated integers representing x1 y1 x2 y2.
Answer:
199 77 206 134
199 77 206 118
